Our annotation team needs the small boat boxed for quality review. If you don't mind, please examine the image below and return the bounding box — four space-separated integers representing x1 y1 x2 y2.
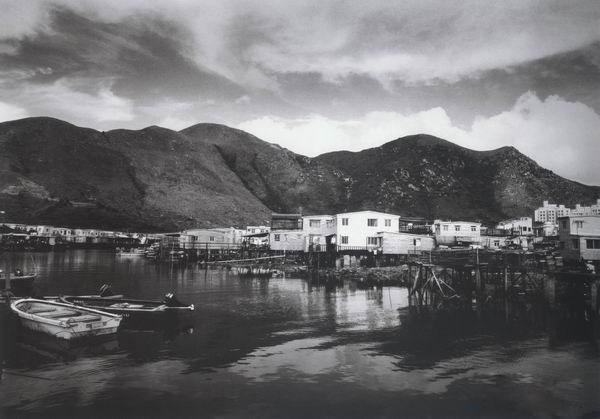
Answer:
59 293 194 321
11 299 122 340
116 248 146 257
0 270 36 289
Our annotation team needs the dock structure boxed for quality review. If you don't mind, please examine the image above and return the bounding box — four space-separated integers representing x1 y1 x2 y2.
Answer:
398 250 600 320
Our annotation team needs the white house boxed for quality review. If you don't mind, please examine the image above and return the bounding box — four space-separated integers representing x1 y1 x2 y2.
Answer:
377 232 435 255
558 215 600 261
335 211 400 249
433 220 481 246
496 217 533 236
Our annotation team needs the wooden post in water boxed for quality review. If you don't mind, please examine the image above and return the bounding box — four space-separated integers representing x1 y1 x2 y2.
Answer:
4 256 11 291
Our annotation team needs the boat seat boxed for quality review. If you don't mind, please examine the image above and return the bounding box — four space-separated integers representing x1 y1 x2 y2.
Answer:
28 307 57 314
43 310 80 319
67 314 102 323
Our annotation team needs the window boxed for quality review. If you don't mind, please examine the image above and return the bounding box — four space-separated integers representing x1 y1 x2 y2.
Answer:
561 220 567 229
367 237 379 245
385 219 391 227
209 236 215 241
340 236 348 244
342 218 349 226
470 226 477 232
494 241 500 246
309 219 321 227
572 239 579 249
442 225 448 231
586 239 600 249
574 220 584 229
367 219 378 227
455 225 461 232
274 234 280 241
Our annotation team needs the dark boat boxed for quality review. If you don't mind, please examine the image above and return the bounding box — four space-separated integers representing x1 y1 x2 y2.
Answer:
59 293 194 326
0 270 36 290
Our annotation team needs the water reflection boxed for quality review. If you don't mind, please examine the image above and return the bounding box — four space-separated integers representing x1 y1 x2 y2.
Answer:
1 250 599 418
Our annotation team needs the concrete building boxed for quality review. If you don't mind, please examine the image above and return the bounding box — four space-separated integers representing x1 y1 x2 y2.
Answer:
534 201 571 223
433 220 481 246
335 210 401 249
377 232 435 255
571 199 600 216
496 217 533 236
558 215 600 261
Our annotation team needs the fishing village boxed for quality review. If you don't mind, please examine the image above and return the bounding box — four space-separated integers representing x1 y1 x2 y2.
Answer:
2 199 599 364
3 1 600 416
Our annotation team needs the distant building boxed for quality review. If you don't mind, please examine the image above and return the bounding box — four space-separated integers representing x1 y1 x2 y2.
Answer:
558 215 600 261
335 210 400 249
571 199 600 216
534 201 570 223
433 220 481 246
496 217 533 236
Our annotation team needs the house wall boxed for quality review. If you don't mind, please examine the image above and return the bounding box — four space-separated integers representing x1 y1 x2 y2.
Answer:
269 230 305 251
379 232 435 254
559 216 600 260
481 235 510 250
302 215 336 251
433 220 481 245
496 217 533 235
335 211 400 248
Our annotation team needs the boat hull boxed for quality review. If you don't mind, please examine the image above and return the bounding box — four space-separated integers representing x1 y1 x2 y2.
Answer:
11 299 122 341
60 296 194 330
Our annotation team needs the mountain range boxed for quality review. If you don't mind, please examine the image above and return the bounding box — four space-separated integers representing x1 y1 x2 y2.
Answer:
0 117 598 231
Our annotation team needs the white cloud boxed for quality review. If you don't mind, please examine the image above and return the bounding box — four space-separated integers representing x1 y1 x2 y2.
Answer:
238 92 600 185
19 78 135 123
0 101 28 121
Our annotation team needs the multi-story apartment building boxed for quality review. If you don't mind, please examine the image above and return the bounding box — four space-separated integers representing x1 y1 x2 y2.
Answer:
534 201 571 223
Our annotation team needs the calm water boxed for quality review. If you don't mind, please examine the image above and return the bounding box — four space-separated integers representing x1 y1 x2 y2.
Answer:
1 250 599 418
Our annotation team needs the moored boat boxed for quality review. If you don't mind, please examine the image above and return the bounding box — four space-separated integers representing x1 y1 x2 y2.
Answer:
11 299 122 340
59 293 194 321
116 248 146 257
0 270 36 290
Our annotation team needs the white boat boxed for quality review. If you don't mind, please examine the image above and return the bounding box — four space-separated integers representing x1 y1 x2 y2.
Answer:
11 299 122 340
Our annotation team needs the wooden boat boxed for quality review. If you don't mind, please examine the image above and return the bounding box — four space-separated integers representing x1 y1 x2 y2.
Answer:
116 248 146 257
11 299 122 340
59 293 194 321
0 270 36 289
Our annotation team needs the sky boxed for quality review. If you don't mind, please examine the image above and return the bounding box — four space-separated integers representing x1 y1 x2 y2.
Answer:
1 0 599 185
